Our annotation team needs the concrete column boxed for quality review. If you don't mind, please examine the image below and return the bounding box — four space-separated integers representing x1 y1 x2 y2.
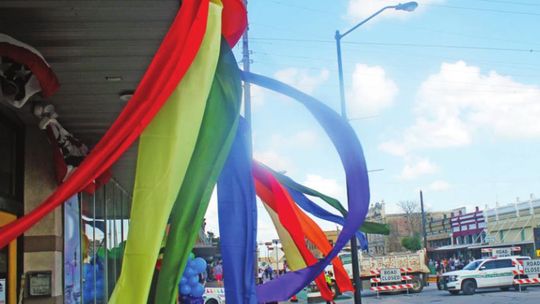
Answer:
23 126 63 304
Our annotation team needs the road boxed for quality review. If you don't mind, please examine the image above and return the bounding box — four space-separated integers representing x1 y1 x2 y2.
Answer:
295 284 540 303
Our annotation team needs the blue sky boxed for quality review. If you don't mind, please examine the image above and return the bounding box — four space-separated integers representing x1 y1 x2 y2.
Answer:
206 0 540 241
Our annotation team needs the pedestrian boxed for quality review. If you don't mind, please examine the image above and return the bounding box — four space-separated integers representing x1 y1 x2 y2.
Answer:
257 268 264 284
325 271 336 304
213 262 223 287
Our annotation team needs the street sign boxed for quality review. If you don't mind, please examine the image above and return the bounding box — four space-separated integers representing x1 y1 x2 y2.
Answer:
523 260 540 275
492 247 511 257
380 268 402 283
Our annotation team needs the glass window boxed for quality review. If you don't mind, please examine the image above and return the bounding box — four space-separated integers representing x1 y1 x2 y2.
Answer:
340 254 352 265
482 261 497 270
499 231 504 241
521 230 525 241
0 120 15 197
81 181 130 304
495 259 513 268
464 260 482 270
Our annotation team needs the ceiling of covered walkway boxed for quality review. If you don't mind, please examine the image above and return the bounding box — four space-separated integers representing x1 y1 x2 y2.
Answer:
0 0 182 194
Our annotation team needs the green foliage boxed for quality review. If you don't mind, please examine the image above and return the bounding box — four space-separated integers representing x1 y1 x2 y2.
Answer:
401 235 422 251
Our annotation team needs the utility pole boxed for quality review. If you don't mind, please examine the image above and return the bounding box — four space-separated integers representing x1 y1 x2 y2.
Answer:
420 190 428 250
242 0 252 136
242 0 258 282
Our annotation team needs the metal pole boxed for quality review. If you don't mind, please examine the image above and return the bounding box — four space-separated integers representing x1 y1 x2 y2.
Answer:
335 32 347 120
336 29 361 304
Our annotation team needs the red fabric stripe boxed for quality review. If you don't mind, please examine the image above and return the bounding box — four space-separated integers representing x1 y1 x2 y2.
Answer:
0 42 60 98
222 0 247 47
253 163 334 301
0 0 209 248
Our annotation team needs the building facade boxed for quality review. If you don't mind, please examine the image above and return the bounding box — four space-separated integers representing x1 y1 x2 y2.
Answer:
481 195 540 258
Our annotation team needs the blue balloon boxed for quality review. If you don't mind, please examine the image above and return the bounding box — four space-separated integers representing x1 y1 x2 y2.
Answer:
180 276 188 285
180 284 191 296
184 266 196 277
188 275 199 286
190 283 204 297
193 257 207 273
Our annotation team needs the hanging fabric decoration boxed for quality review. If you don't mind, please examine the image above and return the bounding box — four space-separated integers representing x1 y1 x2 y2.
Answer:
269 167 388 235
108 1 223 303
155 37 242 304
253 163 353 295
284 185 368 250
253 163 335 301
0 33 60 108
217 119 258 304
0 0 211 249
242 72 370 302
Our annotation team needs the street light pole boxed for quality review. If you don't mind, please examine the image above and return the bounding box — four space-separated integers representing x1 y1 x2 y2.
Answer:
334 3 418 303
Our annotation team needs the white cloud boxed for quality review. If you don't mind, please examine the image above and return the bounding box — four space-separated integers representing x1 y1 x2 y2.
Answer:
269 130 318 148
274 67 329 94
380 60 540 156
429 180 451 191
399 158 438 180
303 174 345 201
346 0 443 23
347 64 398 117
378 140 407 156
253 150 293 172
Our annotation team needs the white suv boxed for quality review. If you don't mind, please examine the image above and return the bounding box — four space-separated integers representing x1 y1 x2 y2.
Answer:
439 256 531 295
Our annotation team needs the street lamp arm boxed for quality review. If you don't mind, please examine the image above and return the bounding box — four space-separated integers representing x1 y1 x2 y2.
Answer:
338 5 396 39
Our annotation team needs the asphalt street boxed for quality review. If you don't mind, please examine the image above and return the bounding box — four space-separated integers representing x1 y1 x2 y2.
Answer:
297 284 540 303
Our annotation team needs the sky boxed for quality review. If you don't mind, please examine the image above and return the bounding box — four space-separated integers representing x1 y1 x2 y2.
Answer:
204 0 540 243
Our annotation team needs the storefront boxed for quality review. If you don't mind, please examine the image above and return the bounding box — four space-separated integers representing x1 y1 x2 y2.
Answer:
0 108 24 304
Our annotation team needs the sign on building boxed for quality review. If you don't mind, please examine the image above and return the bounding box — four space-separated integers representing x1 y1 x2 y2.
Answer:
523 260 540 275
492 247 512 257
380 268 402 283
0 278 5 304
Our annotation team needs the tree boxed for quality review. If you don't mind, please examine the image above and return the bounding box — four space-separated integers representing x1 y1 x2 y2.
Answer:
401 235 422 251
397 200 422 236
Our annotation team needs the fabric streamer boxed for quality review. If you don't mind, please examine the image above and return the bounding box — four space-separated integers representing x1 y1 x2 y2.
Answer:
253 164 335 301
108 2 223 303
253 166 353 294
242 72 371 302
217 119 258 304
0 0 210 249
0 0 248 250
283 185 368 250
155 37 242 304
268 168 389 236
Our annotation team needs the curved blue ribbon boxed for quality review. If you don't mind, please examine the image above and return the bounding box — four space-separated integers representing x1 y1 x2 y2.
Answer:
241 71 370 302
285 185 368 250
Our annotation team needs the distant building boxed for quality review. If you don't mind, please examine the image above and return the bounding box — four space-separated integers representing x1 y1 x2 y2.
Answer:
479 195 540 257
426 212 453 250
366 201 386 255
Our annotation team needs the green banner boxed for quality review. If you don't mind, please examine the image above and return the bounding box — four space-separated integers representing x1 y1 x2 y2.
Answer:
108 3 222 303
155 37 241 304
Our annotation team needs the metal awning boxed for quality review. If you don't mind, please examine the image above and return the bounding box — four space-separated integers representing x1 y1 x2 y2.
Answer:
0 1 182 194
433 244 471 251
468 241 534 250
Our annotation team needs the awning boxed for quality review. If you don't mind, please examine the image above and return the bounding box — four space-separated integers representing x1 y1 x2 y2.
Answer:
433 244 471 251
468 241 534 250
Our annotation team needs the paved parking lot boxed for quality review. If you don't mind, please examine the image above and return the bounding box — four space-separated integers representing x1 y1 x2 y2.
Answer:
301 284 540 303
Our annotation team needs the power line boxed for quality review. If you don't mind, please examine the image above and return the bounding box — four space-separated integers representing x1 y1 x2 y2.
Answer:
250 37 539 53
473 0 540 7
426 3 540 16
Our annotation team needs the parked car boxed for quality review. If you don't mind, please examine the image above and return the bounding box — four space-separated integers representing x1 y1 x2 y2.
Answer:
438 256 531 295
203 287 225 304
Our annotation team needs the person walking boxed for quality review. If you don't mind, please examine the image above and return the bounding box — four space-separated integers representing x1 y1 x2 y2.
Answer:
213 262 223 287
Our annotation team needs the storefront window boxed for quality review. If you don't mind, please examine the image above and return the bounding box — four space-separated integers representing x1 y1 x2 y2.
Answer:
79 181 130 304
